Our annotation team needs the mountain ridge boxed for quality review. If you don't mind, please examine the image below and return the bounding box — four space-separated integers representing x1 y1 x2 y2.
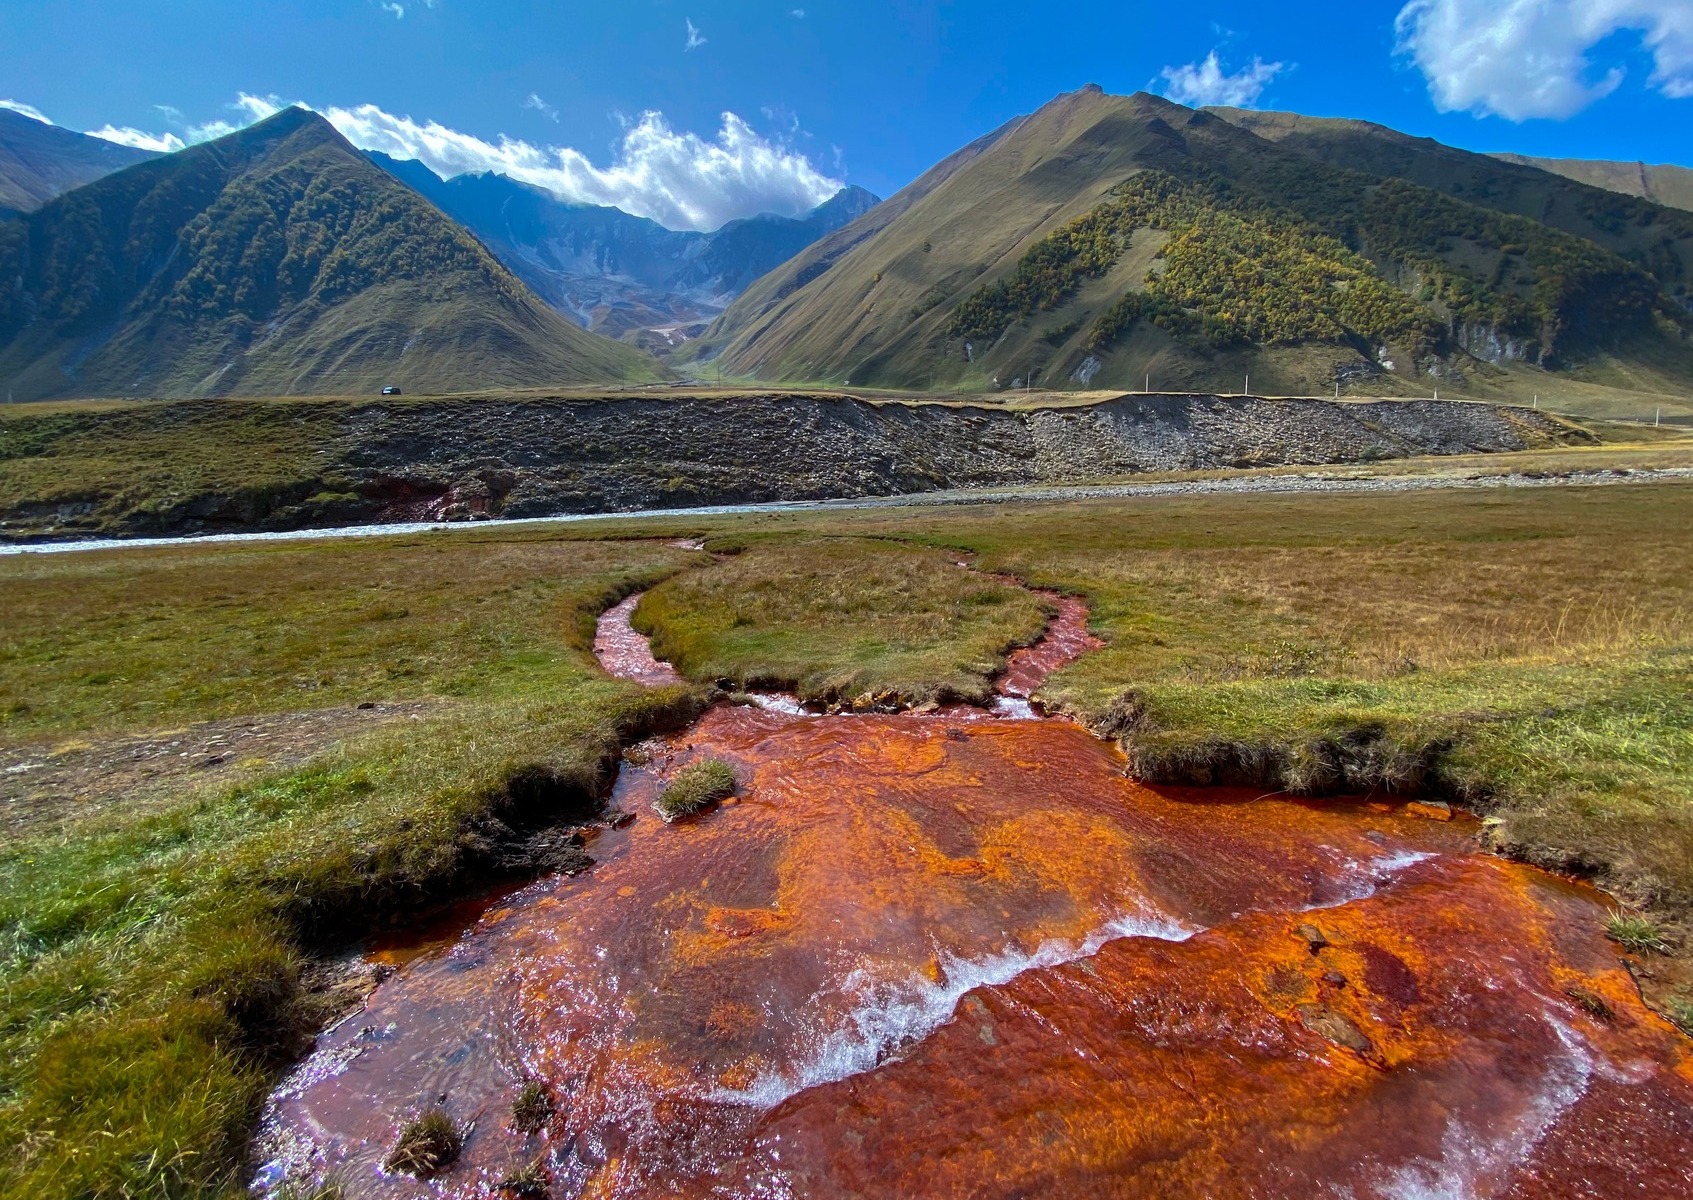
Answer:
365 152 878 345
0 108 159 218
1488 154 1693 214
690 87 1693 413
0 108 662 400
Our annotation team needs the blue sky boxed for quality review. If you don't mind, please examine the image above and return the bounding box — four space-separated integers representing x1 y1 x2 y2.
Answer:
4 1 1693 230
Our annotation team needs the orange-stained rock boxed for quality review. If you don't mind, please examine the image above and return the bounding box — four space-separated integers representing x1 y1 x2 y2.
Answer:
1406 800 1456 822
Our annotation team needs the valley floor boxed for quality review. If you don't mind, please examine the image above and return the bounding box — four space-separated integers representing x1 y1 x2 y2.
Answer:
1 442 1690 1196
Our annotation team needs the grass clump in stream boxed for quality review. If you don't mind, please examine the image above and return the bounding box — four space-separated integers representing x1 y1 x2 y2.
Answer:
384 1107 463 1177
499 1158 551 1196
510 1079 554 1133
656 760 739 822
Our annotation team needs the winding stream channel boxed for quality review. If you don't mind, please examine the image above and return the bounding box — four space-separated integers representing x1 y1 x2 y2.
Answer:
253 572 1693 1198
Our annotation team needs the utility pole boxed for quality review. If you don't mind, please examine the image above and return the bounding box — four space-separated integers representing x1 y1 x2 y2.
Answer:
1244 374 1250 396
1145 373 1150 394
1657 407 1663 427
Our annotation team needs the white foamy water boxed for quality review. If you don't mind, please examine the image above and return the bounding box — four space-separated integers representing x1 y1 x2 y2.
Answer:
745 692 815 716
1372 1014 1594 1200
712 908 1197 1110
1301 848 1439 913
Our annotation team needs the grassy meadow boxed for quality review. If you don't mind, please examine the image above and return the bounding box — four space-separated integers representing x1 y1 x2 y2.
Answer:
2 450 1691 1196
642 479 1693 923
0 532 711 1198
635 536 1049 705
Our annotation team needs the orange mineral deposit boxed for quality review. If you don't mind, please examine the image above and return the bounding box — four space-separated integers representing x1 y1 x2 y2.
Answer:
252 590 1693 1199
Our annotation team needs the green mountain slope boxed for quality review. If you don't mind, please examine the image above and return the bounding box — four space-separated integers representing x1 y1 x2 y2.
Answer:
1489 154 1693 214
1208 107 1693 280
0 108 158 218
696 88 1693 406
0 108 663 400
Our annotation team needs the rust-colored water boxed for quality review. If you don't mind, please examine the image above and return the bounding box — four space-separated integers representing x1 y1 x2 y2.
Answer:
593 593 682 687
254 591 1693 1198
997 590 1103 703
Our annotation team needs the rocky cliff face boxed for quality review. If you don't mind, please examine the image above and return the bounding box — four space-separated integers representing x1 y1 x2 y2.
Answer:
1 393 1589 540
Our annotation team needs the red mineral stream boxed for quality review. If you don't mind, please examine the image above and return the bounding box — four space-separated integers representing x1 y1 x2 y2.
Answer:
253 586 1693 1198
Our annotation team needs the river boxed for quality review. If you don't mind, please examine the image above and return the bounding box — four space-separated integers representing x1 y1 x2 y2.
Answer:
7 467 1685 557
250 576 1693 1198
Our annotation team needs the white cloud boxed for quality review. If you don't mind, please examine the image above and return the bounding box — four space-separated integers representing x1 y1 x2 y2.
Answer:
323 104 840 230
1396 0 1693 121
180 93 285 143
381 1 404 18
1159 51 1286 108
685 18 707 51
522 92 559 122
792 8 806 16
60 92 840 232
87 125 186 152
1 99 51 124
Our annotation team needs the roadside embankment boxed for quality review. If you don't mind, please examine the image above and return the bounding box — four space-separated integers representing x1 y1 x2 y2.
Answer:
0 391 1589 540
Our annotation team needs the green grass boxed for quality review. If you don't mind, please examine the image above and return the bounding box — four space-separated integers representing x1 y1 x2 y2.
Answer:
273 1178 345 1200
0 532 698 738
1606 912 1672 955
654 759 739 822
635 536 1049 705
0 529 703 1198
630 479 1693 920
1667 993 1693 1035
3 465 1692 1196
0 399 337 531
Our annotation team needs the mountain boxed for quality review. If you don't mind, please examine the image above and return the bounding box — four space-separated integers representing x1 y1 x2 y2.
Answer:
692 87 1693 405
0 108 158 219
366 151 878 348
0 108 663 400
1207 107 1693 247
1489 154 1693 214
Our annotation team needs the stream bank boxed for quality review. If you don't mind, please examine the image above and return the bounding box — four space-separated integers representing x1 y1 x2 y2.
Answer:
251 569 1693 1199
